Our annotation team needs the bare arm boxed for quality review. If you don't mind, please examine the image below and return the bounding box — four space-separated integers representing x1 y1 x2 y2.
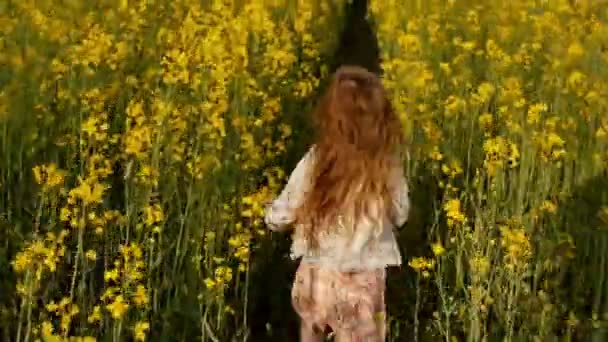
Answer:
390 163 410 228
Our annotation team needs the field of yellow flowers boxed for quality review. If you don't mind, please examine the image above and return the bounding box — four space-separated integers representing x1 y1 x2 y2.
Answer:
371 0 608 341
1 0 608 341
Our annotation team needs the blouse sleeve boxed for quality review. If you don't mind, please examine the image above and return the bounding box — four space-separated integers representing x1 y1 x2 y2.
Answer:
390 164 410 228
264 148 315 232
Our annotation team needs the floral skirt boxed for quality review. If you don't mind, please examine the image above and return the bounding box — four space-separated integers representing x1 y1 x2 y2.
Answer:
291 262 387 341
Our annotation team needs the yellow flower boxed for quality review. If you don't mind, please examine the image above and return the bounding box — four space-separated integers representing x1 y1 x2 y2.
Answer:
408 257 425 271
540 200 557 214
41 321 54 336
104 268 120 283
60 207 71 222
85 249 97 261
566 41 584 60
33 163 66 188
46 301 58 313
431 242 446 257
500 222 532 268
478 112 493 132
134 321 150 342
444 95 466 117
68 177 106 206
204 278 216 290
88 305 102 324
444 198 466 228
132 285 149 307
472 82 495 105
106 295 129 320
143 204 164 227
408 257 435 272
527 102 547 125
429 146 443 161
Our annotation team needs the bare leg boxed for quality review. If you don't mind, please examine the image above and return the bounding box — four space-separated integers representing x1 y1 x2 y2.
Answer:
300 321 324 342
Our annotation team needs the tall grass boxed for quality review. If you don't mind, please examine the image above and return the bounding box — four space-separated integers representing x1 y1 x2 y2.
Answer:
371 0 608 340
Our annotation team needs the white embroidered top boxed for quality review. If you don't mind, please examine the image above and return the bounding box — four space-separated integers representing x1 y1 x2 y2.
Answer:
264 146 410 271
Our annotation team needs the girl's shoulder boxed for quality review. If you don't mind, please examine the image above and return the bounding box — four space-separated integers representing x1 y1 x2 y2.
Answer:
290 145 316 179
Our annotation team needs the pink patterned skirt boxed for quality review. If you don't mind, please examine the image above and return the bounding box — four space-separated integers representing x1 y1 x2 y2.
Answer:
291 262 387 341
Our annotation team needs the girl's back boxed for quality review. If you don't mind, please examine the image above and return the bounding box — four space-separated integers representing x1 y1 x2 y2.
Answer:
266 145 409 271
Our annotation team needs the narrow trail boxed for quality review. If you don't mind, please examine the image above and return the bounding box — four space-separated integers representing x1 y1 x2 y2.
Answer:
331 0 381 75
247 1 382 340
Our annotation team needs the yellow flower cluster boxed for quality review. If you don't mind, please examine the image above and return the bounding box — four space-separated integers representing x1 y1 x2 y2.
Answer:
43 297 81 337
499 221 532 271
103 244 149 317
33 164 66 190
12 231 68 294
443 198 466 228
408 257 435 278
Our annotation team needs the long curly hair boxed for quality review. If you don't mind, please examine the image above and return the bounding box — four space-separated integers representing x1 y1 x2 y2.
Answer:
293 65 404 249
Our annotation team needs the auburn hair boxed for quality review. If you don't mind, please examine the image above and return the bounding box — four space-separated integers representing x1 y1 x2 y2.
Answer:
293 65 404 249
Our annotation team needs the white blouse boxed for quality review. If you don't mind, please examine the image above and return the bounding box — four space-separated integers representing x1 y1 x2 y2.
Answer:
264 146 410 271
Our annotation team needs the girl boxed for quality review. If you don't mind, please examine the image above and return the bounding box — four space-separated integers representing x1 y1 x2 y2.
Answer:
264 65 410 342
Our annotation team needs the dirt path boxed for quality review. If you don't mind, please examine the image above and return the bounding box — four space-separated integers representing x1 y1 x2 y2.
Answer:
331 0 381 75
246 1 382 341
